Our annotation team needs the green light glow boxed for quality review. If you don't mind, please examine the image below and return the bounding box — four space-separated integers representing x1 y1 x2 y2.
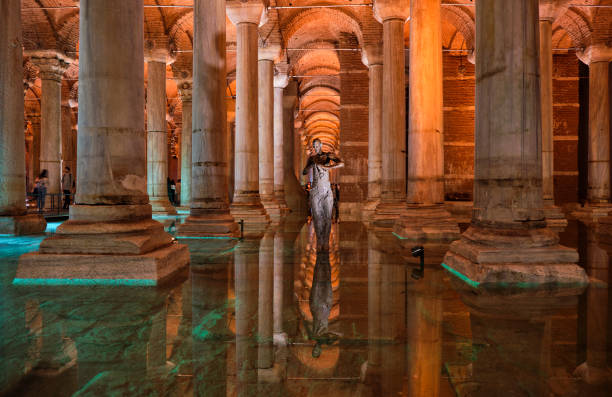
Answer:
440 262 481 289
177 236 239 240
392 232 408 240
12 278 156 287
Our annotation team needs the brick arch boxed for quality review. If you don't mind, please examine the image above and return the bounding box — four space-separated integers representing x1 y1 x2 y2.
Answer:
557 7 593 47
440 4 475 49
282 7 364 49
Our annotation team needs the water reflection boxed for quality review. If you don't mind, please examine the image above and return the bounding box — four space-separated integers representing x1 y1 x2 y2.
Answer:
1 221 612 395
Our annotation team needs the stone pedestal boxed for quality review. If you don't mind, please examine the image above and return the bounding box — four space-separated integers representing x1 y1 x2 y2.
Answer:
17 0 188 285
178 0 238 237
394 0 459 242
228 1 270 232
372 0 410 229
258 46 282 221
0 1 46 234
362 46 383 222
443 0 586 286
146 52 176 215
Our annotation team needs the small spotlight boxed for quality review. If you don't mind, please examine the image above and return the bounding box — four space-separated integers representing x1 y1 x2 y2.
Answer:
411 246 425 280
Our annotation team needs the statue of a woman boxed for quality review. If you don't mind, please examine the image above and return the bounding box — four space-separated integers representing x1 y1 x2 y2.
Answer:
302 139 344 251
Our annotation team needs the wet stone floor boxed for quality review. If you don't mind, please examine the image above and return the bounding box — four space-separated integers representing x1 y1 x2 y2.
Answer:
0 216 611 396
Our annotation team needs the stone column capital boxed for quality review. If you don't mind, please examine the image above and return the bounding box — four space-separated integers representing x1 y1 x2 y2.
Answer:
177 80 193 102
577 44 612 65
274 73 290 89
362 45 383 67
144 45 176 65
373 0 410 23
227 0 267 26
258 43 282 62
539 0 571 22
29 52 70 82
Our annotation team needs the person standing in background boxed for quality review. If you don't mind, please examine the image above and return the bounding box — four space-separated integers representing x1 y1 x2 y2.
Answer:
62 166 74 209
35 169 49 213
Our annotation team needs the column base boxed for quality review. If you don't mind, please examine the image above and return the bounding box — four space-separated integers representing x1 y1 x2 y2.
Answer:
543 204 568 229
361 199 380 224
372 202 405 230
261 197 282 221
15 207 189 285
392 205 460 243
595 216 612 247
443 225 588 286
230 202 270 233
573 362 612 385
571 203 612 220
177 212 239 237
258 363 285 384
0 214 47 235
149 197 177 215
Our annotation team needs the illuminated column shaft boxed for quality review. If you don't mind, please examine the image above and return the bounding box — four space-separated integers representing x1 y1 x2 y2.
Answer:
146 55 176 214
178 81 192 207
178 0 238 237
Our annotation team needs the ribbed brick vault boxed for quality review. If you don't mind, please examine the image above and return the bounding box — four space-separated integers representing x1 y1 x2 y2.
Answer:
18 0 612 197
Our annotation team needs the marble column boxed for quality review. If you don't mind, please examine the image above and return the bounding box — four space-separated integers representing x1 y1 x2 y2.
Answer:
17 0 189 285
540 1 570 227
146 51 176 215
0 0 46 235
178 0 238 237
443 0 587 286
273 73 290 215
30 53 69 208
178 80 192 209
228 0 270 231
373 0 410 228
394 0 460 242
574 45 612 218
258 45 282 220
362 46 383 220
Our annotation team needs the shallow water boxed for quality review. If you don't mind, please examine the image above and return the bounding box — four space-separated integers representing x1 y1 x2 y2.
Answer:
0 217 610 396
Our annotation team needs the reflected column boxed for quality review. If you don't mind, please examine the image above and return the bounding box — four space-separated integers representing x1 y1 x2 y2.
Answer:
234 235 261 395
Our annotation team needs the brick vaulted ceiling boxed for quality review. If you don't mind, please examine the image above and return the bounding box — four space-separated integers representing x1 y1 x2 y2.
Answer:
19 0 612 154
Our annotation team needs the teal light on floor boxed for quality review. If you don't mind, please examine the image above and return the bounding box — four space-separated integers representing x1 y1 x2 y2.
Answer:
45 221 63 233
12 278 156 287
177 236 239 240
440 262 480 289
392 232 407 240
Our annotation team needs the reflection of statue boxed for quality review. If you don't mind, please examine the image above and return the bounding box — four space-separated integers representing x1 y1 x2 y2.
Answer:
302 139 344 251
307 250 340 357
